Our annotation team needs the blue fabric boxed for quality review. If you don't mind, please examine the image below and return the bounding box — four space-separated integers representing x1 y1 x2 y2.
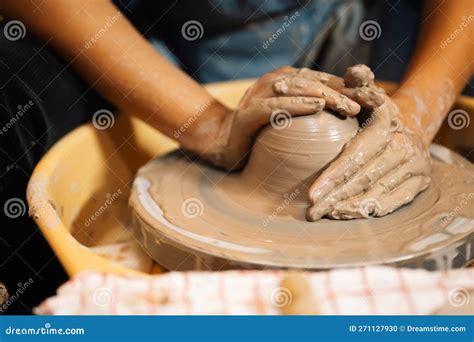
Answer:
369 0 422 82
171 1 339 82
114 0 423 83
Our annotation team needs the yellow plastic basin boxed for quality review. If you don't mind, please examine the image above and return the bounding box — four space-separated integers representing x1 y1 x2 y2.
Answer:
26 80 474 277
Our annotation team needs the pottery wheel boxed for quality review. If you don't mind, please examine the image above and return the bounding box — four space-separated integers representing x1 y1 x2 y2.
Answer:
130 113 474 271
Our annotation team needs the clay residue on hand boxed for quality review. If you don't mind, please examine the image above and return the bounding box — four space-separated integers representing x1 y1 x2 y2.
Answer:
344 64 375 88
341 64 385 108
306 64 433 221
130 137 473 270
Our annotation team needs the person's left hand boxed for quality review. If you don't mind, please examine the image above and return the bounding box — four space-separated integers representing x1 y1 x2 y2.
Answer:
201 66 383 170
306 67 432 221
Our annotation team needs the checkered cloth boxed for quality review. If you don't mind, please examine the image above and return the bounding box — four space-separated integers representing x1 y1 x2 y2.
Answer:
35 267 473 315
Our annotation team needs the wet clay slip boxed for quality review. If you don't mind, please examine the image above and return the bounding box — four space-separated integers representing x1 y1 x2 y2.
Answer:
130 111 474 271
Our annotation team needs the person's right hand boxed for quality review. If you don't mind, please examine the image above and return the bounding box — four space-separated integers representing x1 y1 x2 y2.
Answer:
203 66 385 170
306 66 432 221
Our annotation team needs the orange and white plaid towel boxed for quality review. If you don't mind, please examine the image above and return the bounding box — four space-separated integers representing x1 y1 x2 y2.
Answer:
35 266 473 315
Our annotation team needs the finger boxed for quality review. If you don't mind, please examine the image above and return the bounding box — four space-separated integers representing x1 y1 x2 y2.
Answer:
272 75 360 116
241 96 326 130
295 65 380 91
307 104 399 208
297 67 385 109
359 155 431 199
342 65 385 108
343 64 375 88
307 147 430 221
326 175 431 219
326 153 431 220
306 137 409 221
296 68 337 84
339 87 385 109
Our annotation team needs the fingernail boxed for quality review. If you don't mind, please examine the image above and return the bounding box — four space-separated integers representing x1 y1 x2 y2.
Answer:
306 207 324 222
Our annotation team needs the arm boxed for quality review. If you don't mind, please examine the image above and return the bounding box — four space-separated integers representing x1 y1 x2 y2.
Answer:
3 0 375 170
1 0 229 154
2 0 369 169
394 0 473 145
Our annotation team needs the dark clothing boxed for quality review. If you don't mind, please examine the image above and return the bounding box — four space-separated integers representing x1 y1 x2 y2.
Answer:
0 31 111 314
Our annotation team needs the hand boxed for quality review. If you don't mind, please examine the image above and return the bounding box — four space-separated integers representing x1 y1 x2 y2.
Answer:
203 66 384 170
306 67 431 221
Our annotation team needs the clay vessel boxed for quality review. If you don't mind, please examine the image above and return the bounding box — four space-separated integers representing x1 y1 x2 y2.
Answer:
241 110 359 200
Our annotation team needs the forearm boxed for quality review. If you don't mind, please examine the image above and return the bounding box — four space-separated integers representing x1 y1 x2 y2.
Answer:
1 0 229 152
393 0 473 145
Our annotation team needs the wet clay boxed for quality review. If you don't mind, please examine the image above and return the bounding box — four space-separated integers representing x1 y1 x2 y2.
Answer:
130 111 474 270
241 111 359 199
307 106 431 220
